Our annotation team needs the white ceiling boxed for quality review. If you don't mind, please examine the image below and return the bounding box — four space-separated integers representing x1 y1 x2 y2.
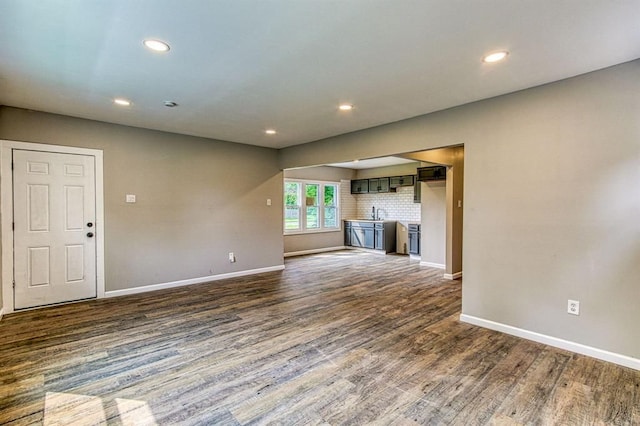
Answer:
328 157 418 170
1 1 639 149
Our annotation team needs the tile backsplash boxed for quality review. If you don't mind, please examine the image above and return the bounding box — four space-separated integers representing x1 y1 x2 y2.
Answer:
340 180 358 220
349 186 420 222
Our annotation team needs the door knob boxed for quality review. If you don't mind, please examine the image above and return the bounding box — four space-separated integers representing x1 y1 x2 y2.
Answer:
87 232 94 238
87 222 93 227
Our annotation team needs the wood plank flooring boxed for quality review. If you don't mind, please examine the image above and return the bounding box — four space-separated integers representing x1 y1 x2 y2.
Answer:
1 250 639 425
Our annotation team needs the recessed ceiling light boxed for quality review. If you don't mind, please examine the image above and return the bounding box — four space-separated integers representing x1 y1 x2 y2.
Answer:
113 98 131 106
265 129 277 135
143 39 170 52
482 51 509 63
339 104 353 111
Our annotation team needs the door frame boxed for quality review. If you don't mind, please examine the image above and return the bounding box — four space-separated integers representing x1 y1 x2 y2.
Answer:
1 140 105 314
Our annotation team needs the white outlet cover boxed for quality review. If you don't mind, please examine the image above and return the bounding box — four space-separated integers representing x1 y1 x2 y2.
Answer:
126 194 136 203
568 299 580 315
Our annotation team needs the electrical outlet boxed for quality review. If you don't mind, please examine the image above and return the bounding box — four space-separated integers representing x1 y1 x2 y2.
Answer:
568 299 580 315
228 252 236 263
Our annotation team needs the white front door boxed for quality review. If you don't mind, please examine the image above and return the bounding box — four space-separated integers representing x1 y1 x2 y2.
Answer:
13 149 97 309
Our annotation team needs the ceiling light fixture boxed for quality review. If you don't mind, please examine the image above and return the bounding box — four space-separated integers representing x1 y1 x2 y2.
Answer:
265 129 277 135
339 104 353 111
164 101 178 108
143 39 170 52
113 98 131 106
482 50 509 63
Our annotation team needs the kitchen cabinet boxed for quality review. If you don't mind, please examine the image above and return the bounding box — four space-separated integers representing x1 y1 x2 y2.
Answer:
374 224 384 250
350 221 374 249
344 221 352 246
413 178 421 203
350 179 369 194
389 175 415 188
368 177 390 193
408 223 420 255
345 220 396 253
417 165 447 181
351 174 416 194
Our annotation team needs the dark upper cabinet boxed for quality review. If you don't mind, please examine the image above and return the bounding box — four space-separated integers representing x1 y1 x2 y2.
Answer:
417 166 447 181
389 175 415 188
413 177 421 203
351 174 416 195
350 179 369 194
368 177 390 193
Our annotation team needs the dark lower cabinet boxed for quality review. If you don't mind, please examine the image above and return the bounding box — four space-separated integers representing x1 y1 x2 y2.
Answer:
344 221 352 246
408 223 421 255
345 220 396 253
374 224 384 250
363 227 375 249
350 222 375 249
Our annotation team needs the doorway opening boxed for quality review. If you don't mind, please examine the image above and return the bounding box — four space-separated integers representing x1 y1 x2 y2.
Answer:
282 144 464 280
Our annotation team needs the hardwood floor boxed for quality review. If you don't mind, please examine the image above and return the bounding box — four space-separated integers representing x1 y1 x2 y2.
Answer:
1 250 638 425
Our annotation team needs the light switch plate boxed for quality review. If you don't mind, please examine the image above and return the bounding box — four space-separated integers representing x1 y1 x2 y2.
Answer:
126 194 136 203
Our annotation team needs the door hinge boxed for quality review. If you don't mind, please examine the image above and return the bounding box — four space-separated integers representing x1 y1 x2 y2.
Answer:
12 222 15 231
11 162 14 170
13 280 15 289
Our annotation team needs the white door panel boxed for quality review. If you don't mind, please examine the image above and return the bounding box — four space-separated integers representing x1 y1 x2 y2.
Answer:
13 150 97 309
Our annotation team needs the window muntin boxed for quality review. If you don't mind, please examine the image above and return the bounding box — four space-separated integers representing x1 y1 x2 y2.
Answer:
284 182 301 231
284 180 340 234
323 184 337 228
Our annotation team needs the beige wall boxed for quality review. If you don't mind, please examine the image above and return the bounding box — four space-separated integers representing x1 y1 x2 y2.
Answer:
278 59 640 360
284 165 355 182
0 107 284 293
420 180 446 266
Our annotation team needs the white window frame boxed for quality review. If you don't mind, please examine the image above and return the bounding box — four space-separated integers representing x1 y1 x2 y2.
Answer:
284 179 341 235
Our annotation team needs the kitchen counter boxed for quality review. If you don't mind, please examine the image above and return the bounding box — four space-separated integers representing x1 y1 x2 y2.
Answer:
345 219 397 223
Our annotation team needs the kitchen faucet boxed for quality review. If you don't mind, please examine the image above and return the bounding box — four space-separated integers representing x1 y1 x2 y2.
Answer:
371 206 382 220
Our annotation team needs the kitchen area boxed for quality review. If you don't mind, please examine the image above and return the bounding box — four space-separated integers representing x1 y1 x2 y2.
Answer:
344 170 423 257
283 145 463 279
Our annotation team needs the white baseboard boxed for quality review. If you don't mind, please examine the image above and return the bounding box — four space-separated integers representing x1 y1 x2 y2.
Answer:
105 265 285 298
420 261 445 269
460 314 640 371
284 246 347 258
444 271 463 280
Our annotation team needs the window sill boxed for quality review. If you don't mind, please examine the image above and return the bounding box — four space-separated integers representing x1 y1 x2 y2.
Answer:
284 228 342 236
